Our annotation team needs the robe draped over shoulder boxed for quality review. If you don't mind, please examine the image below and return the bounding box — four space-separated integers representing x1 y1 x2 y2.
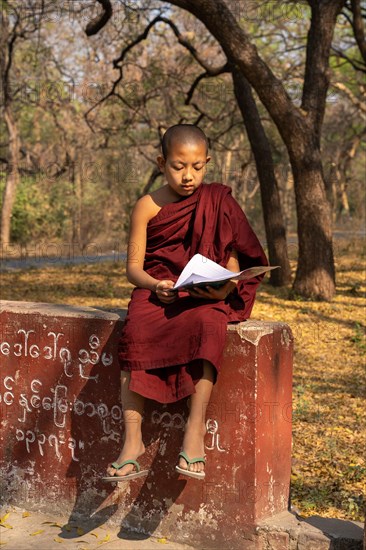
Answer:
118 182 268 403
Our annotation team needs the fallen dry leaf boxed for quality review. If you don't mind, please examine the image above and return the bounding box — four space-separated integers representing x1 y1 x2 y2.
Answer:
98 533 111 544
0 513 10 524
29 529 45 536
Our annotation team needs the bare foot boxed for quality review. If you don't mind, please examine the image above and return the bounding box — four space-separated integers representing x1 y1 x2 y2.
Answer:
178 419 207 474
106 439 145 478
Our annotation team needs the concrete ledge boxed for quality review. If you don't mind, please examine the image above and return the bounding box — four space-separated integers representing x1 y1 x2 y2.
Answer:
0 300 120 320
256 510 364 549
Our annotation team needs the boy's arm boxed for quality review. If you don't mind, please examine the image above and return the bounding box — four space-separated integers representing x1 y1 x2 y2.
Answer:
127 196 177 303
126 196 160 292
224 248 240 295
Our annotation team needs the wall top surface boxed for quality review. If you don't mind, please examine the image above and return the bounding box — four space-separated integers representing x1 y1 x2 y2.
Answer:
0 300 120 321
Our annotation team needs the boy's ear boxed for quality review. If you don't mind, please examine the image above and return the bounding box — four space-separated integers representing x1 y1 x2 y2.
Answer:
156 155 166 172
205 156 211 164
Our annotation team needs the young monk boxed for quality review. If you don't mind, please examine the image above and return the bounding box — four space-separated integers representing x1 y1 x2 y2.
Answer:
104 124 268 481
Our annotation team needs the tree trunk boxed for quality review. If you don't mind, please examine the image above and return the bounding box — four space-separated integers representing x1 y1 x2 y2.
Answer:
324 163 338 222
232 67 291 286
290 146 335 299
1 105 21 244
71 156 82 248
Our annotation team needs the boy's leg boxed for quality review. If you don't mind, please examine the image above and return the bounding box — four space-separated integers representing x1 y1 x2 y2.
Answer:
178 359 214 474
106 371 145 477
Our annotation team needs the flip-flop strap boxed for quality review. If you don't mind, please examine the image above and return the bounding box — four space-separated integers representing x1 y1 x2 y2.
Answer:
111 459 140 472
178 451 206 465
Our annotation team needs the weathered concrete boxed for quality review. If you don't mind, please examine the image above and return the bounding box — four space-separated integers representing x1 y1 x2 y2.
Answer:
0 504 195 549
1 299 292 548
256 510 364 549
1 505 363 550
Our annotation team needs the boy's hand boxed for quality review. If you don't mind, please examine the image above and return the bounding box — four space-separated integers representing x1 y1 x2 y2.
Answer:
154 280 178 304
188 280 237 301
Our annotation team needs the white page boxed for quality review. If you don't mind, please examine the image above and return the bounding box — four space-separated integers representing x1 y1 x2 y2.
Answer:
174 254 240 289
173 253 279 291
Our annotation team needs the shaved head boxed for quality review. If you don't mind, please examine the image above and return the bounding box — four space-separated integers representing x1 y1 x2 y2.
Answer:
161 124 209 159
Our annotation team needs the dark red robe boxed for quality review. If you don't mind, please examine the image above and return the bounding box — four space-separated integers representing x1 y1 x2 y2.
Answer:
118 182 268 403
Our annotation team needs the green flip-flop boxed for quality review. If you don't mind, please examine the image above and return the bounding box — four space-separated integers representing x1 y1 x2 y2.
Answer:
175 451 206 480
102 459 149 482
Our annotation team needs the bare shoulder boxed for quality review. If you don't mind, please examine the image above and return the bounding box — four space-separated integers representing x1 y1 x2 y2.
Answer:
131 194 158 224
131 185 179 225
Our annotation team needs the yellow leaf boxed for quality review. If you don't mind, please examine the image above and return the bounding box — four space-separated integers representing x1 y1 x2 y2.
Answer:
22 512 30 518
90 532 98 538
30 530 45 536
98 533 110 544
157 538 168 544
76 527 85 536
54 538 64 543
0 513 10 524
0 523 13 529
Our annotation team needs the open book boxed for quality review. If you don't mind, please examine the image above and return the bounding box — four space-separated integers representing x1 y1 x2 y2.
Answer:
172 253 279 292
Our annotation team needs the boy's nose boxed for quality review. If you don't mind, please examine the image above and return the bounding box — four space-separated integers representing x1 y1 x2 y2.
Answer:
182 170 193 181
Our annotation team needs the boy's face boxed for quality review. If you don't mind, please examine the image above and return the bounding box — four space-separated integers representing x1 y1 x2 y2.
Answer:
157 140 211 199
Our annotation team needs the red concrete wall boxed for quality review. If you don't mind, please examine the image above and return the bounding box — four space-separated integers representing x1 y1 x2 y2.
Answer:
0 301 293 548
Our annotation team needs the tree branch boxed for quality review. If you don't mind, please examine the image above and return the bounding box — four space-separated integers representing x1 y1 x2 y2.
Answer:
85 0 113 36
84 12 231 128
331 45 366 73
185 65 232 105
332 81 366 115
301 0 346 145
155 0 308 154
350 0 366 63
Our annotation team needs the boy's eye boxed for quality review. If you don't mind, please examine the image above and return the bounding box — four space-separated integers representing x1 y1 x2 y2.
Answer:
172 165 204 171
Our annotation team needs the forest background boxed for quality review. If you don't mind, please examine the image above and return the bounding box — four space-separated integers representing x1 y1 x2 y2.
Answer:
1 1 364 272
0 0 365 524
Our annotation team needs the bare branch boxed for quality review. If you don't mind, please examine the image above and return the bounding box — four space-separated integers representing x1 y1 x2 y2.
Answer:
301 0 346 145
350 0 366 63
332 81 366 115
84 13 230 129
185 64 232 105
85 0 113 36
331 45 366 73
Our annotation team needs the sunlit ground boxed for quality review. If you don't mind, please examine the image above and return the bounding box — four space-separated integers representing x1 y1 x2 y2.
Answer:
1 238 365 521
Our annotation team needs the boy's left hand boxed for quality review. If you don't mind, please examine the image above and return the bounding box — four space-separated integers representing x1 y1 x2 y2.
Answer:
188 280 237 301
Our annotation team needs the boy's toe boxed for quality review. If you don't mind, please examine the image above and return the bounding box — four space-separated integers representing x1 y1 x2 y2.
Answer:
106 464 116 476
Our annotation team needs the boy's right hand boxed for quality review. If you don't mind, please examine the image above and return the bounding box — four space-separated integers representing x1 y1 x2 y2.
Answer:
154 280 178 304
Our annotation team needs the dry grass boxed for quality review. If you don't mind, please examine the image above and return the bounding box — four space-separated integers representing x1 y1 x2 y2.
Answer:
1 238 365 522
